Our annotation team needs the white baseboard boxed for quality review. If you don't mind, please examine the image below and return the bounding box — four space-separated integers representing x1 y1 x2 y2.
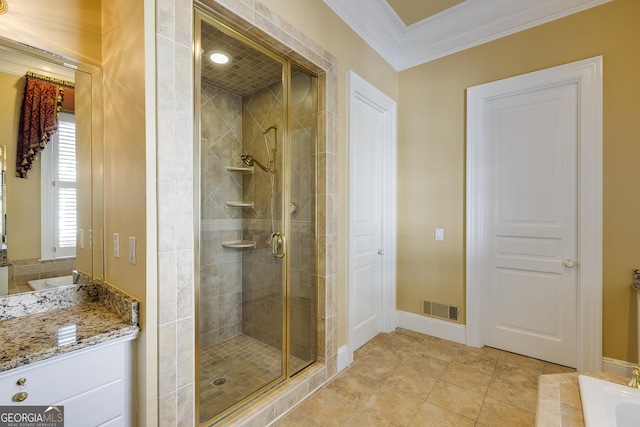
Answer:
396 310 466 344
602 357 638 378
337 345 349 373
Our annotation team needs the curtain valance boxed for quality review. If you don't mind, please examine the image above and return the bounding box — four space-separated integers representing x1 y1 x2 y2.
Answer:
16 72 75 178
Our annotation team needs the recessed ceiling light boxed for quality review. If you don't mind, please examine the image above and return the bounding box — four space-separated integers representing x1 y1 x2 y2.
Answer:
206 50 231 65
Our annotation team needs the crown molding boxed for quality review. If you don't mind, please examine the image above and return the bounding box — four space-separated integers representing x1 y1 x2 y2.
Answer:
323 0 613 71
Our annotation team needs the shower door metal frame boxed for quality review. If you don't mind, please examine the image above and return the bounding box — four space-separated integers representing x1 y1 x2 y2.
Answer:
193 7 318 425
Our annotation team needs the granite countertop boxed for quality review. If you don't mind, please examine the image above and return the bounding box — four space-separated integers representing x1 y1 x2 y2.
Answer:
0 282 139 372
536 371 629 426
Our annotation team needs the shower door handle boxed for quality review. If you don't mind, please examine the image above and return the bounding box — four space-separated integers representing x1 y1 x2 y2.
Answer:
271 232 286 259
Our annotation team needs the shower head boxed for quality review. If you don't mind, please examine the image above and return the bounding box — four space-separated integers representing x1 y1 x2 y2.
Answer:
241 154 269 172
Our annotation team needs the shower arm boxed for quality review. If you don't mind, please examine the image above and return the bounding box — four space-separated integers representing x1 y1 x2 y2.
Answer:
262 125 278 170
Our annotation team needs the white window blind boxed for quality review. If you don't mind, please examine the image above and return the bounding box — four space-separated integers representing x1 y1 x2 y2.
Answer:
41 112 76 259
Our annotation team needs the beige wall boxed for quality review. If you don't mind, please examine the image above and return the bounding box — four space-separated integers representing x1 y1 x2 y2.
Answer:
397 0 640 362
259 0 399 348
0 0 101 66
101 0 155 425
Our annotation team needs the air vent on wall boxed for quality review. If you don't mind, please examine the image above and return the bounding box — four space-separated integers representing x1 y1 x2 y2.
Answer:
421 299 459 322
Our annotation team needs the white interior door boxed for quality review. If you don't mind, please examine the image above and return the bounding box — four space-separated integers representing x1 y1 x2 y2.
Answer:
350 89 383 352
484 83 578 367
467 56 603 372
348 71 397 356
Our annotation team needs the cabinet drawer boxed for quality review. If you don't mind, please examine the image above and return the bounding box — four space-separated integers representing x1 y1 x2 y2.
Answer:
0 341 125 406
59 380 124 427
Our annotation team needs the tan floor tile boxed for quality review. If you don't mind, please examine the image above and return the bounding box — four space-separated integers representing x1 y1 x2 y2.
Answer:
414 336 461 362
277 332 542 427
343 406 404 427
353 346 368 362
326 370 382 402
486 376 538 412
426 380 485 420
347 354 400 382
395 327 429 341
272 410 320 427
450 348 499 376
409 402 476 427
296 388 360 427
363 340 411 364
543 361 576 375
363 384 423 425
384 329 424 347
495 351 544 375
494 357 542 389
440 361 493 394
384 364 437 400
476 396 536 426
403 352 449 378
468 345 504 359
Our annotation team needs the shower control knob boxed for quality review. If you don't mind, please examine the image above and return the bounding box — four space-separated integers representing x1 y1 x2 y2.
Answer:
563 259 575 268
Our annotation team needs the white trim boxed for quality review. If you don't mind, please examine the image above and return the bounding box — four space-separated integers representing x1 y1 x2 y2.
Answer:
396 310 466 345
602 357 637 378
337 345 349 373
466 56 603 372
347 70 397 365
323 0 612 70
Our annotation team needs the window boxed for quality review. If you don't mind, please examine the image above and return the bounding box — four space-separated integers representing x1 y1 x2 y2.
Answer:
41 112 76 259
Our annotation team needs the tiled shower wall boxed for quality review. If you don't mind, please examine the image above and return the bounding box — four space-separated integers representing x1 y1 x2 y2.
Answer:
199 83 244 347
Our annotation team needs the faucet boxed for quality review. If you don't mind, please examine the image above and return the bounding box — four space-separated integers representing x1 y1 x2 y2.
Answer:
629 366 640 388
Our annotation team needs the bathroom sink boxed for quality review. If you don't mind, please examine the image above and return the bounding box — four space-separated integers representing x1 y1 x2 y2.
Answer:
579 375 640 427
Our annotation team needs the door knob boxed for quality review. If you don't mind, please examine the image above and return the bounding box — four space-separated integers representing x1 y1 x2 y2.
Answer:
377 249 384 255
563 259 575 268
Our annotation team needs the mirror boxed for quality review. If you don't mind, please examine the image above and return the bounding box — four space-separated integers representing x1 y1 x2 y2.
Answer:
0 35 103 295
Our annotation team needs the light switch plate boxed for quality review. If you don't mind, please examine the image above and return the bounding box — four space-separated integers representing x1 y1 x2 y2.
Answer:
435 228 444 241
128 236 136 265
113 233 120 258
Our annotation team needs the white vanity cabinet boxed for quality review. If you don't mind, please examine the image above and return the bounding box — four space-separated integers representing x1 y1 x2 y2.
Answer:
0 337 135 427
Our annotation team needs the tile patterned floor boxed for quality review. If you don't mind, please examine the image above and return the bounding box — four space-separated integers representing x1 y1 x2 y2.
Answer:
200 334 308 423
273 328 575 426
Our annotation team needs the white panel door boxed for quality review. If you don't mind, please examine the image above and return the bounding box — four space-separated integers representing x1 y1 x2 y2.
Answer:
348 71 397 364
484 82 578 367
350 92 383 351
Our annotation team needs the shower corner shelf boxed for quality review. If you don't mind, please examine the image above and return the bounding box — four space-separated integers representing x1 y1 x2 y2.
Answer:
221 240 256 249
226 166 254 174
226 201 254 208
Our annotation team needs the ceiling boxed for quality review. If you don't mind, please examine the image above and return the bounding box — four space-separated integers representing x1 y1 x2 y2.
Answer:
200 20 283 96
324 0 613 71
386 0 465 26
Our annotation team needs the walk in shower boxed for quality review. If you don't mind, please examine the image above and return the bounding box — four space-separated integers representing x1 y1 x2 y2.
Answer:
195 9 318 424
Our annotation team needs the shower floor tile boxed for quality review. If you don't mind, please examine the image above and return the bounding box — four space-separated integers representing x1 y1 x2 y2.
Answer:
199 334 310 423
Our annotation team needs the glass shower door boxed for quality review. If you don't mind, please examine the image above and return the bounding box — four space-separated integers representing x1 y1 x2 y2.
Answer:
196 13 286 424
288 65 318 376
